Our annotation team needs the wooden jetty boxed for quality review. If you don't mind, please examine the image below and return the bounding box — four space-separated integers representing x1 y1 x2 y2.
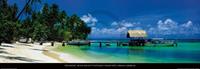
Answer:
64 30 178 47
88 41 123 47
66 40 178 47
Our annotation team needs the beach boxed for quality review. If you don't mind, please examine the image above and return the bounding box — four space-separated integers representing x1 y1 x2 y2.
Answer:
0 42 63 63
1 41 200 63
0 42 90 63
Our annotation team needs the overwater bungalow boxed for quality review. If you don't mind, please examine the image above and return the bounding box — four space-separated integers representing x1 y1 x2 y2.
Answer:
127 30 147 46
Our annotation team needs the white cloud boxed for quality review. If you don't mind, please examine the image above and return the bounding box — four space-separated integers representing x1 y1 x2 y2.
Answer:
81 13 98 27
148 27 156 34
117 27 128 33
92 27 127 35
111 21 118 26
147 19 200 36
90 19 134 38
101 28 114 34
111 20 141 28
157 18 178 30
90 18 200 39
123 23 134 27
91 27 99 33
181 21 193 28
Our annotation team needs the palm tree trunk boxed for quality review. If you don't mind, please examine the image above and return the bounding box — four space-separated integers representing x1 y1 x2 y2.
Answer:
16 0 31 21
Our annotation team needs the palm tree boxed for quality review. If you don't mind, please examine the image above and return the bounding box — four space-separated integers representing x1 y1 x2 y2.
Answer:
48 4 59 41
68 14 91 39
59 11 67 29
16 0 41 20
21 16 34 42
32 12 48 43
0 0 20 43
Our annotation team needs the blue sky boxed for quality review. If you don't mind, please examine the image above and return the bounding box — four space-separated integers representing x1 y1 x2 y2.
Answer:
8 0 200 39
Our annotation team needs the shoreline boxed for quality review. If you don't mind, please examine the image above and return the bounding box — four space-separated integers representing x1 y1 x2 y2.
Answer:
0 42 90 63
0 42 199 63
0 42 60 63
45 42 200 63
43 44 90 63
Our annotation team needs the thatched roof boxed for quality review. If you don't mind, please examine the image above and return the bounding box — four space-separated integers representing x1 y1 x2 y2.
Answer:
127 30 147 38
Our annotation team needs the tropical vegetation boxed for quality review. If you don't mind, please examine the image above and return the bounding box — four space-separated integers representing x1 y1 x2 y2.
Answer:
0 0 91 45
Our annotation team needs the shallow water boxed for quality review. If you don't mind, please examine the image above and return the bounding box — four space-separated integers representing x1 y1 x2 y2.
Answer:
55 42 200 63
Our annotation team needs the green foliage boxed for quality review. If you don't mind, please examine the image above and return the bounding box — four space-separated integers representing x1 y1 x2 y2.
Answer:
63 31 72 41
0 1 91 43
32 22 48 41
21 17 33 39
0 0 19 43
68 14 91 40
32 12 49 41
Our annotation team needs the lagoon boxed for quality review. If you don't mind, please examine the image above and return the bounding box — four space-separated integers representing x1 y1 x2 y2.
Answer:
54 41 200 63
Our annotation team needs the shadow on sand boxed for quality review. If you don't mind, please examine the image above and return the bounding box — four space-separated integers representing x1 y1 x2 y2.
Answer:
0 50 37 62
0 55 38 62
0 45 38 62
0 47 5 50
0 45 15 48
32 49 48 51
0 51 11 55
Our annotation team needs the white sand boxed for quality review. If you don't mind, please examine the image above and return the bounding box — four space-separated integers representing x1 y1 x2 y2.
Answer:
47 50 89 63
43 43 89 63
0 43 60 63
0 42 89 63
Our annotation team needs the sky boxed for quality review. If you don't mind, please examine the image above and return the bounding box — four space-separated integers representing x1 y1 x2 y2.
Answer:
8 0 200 39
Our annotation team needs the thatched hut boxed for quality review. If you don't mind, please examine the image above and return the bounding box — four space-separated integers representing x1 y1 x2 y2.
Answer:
127 30 147 46
127 30 147 38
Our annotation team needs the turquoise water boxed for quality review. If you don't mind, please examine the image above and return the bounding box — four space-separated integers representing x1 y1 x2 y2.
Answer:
57 41 200 63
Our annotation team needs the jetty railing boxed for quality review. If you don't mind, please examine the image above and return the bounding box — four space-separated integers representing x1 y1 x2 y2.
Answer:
66 40 178 47
88 41 124 47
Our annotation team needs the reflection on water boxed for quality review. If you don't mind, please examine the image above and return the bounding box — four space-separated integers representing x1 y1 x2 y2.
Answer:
83 47 200 60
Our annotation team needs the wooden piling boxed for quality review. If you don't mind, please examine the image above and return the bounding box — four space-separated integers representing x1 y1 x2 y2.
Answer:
117 42 119 46
87 41 132 47
78 42 80 47
88 42 91 46
174 43 178 47
99 42 102 47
